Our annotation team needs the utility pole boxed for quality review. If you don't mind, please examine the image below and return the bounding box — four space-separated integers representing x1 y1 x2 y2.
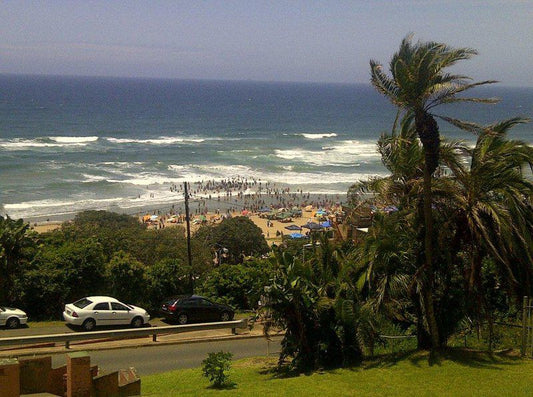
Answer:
184 182 194 292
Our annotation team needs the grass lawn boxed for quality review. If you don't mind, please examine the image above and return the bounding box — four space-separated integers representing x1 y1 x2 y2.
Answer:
25 320 65 328
142 349 533 396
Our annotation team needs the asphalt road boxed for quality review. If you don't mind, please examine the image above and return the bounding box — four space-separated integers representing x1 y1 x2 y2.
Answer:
50 336 282 375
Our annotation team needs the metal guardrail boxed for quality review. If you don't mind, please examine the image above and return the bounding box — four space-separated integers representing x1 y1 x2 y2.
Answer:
0 318 248 349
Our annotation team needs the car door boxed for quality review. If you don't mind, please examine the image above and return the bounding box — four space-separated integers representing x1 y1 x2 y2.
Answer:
0 307 6 326
198 298 217 322
92 302 111 325
181 298 198 322
110 302 131 325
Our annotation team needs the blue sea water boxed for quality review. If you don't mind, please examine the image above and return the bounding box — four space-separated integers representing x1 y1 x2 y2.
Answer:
0 74 532 221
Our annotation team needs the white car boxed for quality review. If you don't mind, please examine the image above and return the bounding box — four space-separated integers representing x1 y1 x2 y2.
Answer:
0 306 28 329
63 296 150 331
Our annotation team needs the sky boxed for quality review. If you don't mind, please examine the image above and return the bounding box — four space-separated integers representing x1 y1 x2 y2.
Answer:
1 1 532 86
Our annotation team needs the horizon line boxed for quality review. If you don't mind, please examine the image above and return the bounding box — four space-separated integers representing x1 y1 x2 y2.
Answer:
0 72 530 90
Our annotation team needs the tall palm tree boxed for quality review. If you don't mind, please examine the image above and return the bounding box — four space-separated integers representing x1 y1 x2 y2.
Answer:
370 35 497 348
440 117 533 302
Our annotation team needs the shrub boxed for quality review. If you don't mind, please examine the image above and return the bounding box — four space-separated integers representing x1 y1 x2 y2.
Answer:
201 351 233 388
105 251 146 304
199 259 275 309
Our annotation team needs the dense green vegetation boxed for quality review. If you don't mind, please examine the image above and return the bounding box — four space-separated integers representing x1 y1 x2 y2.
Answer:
0 212 270 319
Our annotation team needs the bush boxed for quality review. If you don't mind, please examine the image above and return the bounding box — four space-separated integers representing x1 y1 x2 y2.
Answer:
201 351 233 388
105 251 146 304
199 259 275 309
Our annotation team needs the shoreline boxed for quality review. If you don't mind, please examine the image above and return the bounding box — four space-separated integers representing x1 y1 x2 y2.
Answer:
29 187 346 243
18 178 350 224
31 208 337 245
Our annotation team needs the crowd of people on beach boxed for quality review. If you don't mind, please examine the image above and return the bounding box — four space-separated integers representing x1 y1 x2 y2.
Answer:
140 176 345 229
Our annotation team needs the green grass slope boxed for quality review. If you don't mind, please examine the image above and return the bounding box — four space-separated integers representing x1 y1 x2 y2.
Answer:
142 349 533 396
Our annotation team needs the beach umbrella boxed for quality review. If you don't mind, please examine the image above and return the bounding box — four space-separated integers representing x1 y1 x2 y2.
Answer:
289 233 305 239
290 208 302 216
315 209 327 216
276 212 292 220
321 220 331 228
150 215 158 221
285 224 302 231
302 222 323 230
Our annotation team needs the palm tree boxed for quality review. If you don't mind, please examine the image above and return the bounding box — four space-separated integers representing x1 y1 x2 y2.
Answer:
440 118 533 334
350 114 423 210
370 35 497 348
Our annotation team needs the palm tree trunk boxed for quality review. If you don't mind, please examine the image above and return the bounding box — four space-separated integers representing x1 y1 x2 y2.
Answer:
417 110 441 349
422 164 440 349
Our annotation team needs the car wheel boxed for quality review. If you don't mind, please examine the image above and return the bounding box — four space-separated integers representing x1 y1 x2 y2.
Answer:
131 316 144 328
6 317 20 329
177 313 188 325
220 312 231 322
82 318 96 332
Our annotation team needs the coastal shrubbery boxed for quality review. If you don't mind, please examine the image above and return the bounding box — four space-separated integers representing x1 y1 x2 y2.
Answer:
199 259 275 310
0 211 273 319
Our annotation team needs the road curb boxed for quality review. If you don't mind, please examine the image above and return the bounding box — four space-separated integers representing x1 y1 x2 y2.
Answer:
0 330 284 359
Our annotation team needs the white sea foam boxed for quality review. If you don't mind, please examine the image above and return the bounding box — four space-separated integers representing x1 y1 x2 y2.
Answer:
81 174 108 183
105 136 205 145
50 136 99 143
3 164 386 220
275 140 379 166
0 137 96 150
301 133 338 139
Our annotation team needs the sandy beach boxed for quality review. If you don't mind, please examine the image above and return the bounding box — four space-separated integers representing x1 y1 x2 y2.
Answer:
29 181 345 244
30 206 335 246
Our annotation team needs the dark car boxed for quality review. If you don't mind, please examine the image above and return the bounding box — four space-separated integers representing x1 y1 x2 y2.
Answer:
160 295 234 325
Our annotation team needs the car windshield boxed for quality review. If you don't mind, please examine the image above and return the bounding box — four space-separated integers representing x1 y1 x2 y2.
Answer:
73 298 93 309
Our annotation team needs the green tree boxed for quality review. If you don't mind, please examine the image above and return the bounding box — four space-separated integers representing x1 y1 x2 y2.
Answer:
196 216 269 264
61 210 147 261
0 216 37 303
105 251 146 304
199 259 275 309
35 238 106 301
370 35 497 348
145 258 190 311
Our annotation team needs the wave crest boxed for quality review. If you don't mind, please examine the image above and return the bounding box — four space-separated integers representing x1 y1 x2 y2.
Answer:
301 133 337 139
105 136 205 145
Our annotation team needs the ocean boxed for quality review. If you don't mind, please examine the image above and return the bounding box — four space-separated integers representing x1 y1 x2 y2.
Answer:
1 74 532 221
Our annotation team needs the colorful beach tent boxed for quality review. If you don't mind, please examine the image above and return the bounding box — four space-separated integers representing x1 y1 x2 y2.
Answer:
289 233 306 239
302 222 323 230
285 224 302 231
